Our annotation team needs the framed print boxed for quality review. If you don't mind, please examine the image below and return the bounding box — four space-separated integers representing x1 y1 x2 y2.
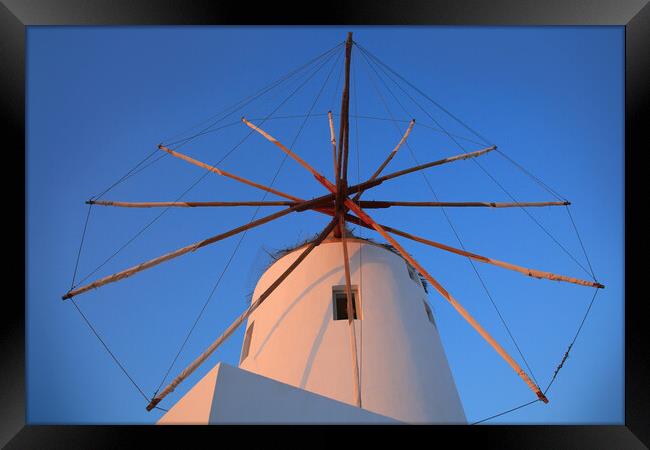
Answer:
3 0 648 448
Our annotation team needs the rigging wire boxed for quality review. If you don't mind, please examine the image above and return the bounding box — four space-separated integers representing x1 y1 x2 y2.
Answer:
67 191 153 408
353 41 494 148
114 110 486 187
357 40 604 423
471 398 542 425
69 203 94 289
90 149 159 201
565 206 597 280
357 46 541 387
65 43 342 411
71 47 338 291
355 42 572 209
341 114 487 147
70 298 150 403
127 112 341 183
88 42 342 203
544 287 599 395
166 43 343 152
494 149 568 202
330 54 345 113
148 43 344 180
160 42 345 146
152 44 345 398
357 43 594 280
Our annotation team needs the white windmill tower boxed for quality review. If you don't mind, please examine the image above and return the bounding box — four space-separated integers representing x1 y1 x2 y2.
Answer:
63 32 603 424
156 227 466 424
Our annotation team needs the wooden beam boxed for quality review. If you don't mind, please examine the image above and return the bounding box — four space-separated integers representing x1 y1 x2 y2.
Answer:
328 111 338 181
363 119 415 188
242 118 333 188
87 200 298 208
89 193 563 215
62 192 337 300
158 145 302 202
343 214 603 289
338 32 353 193
146 217 339 411
339 215 362 408
356 200 570 209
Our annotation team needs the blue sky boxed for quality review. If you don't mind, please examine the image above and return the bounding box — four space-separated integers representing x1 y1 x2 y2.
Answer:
26 26 623 424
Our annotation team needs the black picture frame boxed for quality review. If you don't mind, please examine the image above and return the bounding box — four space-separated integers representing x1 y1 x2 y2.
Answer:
3 0 647 448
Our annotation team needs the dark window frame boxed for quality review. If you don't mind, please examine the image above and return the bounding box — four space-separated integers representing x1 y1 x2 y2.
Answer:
332 285 361 320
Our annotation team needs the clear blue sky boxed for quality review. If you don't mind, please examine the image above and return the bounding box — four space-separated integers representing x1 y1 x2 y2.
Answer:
26 26 623 424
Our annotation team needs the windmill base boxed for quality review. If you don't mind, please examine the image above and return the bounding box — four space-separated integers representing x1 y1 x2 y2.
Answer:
157 362 399 424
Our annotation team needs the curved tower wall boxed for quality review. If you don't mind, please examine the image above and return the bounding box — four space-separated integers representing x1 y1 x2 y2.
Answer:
238 237 466 423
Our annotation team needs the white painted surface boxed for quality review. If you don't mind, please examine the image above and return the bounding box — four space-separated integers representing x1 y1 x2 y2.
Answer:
158 362 398 424
239 237 466 424
157 363 220 425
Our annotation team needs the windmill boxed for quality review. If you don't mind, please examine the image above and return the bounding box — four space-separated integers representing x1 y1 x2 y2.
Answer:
62 32 604 423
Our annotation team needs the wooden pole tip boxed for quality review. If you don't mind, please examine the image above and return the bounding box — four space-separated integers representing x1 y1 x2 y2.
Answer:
146 398 160 412
537 391 550 403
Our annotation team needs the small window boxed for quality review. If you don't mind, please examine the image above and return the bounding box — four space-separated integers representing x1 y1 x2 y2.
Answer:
240 322 254 362
423 301 436 328
332 286 360 320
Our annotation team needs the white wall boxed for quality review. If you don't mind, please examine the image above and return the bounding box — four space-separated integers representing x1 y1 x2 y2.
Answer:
239 238 466 424
158 363 398 424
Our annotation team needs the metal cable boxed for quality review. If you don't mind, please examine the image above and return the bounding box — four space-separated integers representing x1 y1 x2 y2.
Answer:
358 44 594 280
152 44 344 397
72 47 338 290
358 45 541 386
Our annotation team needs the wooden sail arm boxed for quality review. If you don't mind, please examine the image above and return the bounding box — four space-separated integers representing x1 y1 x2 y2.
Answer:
241 118 333 188
339 215 362 407
158 145 303 202
62 193 337 300
342 214 603 289
146 218 339 411
328 111 338 180
337 32 353 196
355 200 570 209
87 200 300 208
372 145 496 185
84 198 568 211
241 119 344 198
338 199 549 403
359 119 415 196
